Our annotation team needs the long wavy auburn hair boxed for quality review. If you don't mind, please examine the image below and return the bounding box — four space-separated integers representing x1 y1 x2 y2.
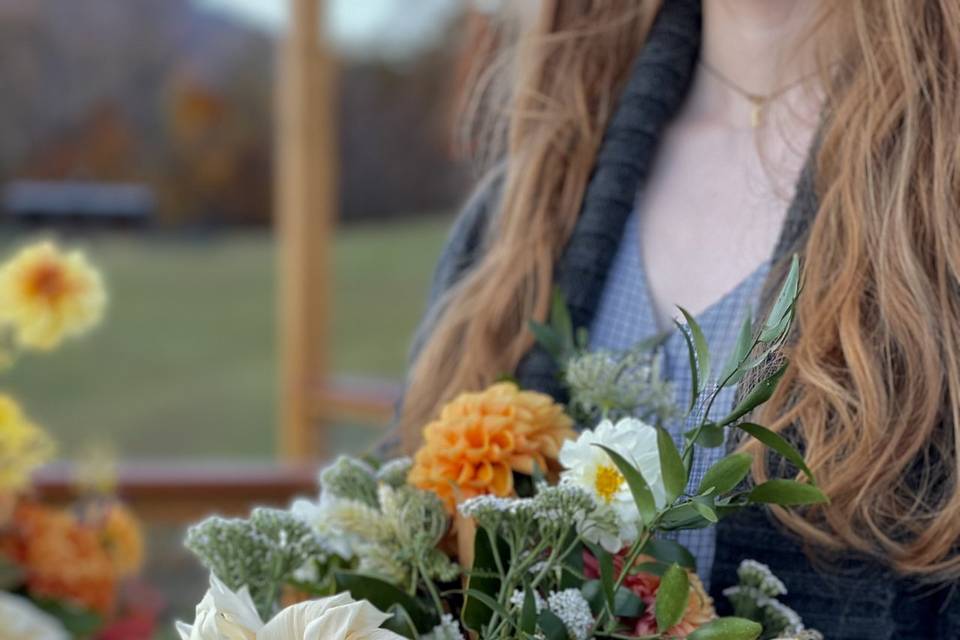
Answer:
400 0 960 581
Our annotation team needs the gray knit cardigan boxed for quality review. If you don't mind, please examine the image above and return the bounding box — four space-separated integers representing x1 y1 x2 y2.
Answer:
397 1 959 636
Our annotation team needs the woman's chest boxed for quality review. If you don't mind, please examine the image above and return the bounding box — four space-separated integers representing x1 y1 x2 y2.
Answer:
637 123 804 329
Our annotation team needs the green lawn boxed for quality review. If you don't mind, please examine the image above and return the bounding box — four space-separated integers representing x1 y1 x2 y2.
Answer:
3 217 451 459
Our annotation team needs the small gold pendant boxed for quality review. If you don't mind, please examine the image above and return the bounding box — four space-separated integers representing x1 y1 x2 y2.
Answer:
749 98 764 128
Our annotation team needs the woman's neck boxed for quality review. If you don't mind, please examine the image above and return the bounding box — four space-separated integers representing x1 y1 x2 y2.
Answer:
690 0 826 127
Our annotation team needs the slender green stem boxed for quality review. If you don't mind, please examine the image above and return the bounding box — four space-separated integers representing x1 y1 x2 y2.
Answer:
612 528 654 594
417 561 446 619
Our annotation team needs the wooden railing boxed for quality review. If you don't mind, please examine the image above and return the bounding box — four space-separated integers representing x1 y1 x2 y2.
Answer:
33 378 401 523
35 462 318 522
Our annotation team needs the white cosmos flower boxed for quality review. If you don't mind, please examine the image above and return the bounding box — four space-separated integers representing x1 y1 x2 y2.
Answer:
177 573 404 640
0 593 69 640
558 418 665 546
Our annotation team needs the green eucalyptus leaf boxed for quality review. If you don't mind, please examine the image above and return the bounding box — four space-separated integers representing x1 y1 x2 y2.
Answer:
698 453 754 496
581 580 605 616
35 600 102 637
687 617 763 640
461 528 503 632
334 572 437 633
521 579 538 634
749 479 828 506
692 496 719 523
560 540 584 590
658 503 713 531
576 326 590 350
633 561 669 577
528 320 564 362
686 422 726 448
381 604 418 639
655 563 690 633
718 362 788 426
551 288 575 355
594 444 656 525
641 538 697 571
736 422 814 482
538 609 570 640
720 312 755 385
761 255 801 343
614 587 646 617
0 556 22 590
463 588 513 623
657 427 687 504
584 542 616 614
675 307 711 409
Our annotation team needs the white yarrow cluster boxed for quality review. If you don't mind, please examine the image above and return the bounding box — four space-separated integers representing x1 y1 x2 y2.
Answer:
508 589 593 640
509 589 545 613
546 589 594 640
738 559 788 597
423 613 466 640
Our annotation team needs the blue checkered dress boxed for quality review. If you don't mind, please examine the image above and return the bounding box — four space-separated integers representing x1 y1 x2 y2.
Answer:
589 211 770 588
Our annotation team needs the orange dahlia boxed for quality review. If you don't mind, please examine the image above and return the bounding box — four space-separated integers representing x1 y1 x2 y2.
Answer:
408 382 576 512
2 501 117 615
97 502 145 578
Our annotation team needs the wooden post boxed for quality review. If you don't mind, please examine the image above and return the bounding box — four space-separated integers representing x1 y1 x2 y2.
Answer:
277 0 336 461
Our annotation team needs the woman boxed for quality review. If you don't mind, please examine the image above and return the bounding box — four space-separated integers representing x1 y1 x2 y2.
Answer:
390 1 960 637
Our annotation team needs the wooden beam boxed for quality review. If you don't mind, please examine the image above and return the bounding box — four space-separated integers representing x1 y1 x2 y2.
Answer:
277 0 337 461
34 462 318 523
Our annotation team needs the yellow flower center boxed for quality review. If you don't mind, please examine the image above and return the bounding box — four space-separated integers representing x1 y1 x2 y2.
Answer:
594 464 624 504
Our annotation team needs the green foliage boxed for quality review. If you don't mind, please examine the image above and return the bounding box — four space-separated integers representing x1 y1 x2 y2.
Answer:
687 617 763 640
735 423 813 482
462 527 502 633
748 480 828 506
334 572 437 634
699 453 754 496
657 426 687 504
594 444 657 525
537 609 570 640
655 564 690 633
35 599 103 637
718 363 788 427
675 307 711 406
184 508 329 618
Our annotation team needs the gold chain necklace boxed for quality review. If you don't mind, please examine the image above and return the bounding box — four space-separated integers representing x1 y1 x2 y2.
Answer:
700 60 819 128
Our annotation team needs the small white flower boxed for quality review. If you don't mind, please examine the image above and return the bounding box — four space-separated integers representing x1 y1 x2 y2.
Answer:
422 613 466 640
0 593 69 640
509 589 545 613
546 589 594 640
177 573 404 640
559 418 665 547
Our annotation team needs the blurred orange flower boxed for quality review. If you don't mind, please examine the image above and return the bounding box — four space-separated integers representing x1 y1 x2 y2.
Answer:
2 502 117 615
409 382 575 512
98 502 145 578
0 241 106 350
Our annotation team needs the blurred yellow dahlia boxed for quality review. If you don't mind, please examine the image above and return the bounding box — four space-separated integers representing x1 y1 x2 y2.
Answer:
0 241 106 350
0 393 55 493
409 382 575 512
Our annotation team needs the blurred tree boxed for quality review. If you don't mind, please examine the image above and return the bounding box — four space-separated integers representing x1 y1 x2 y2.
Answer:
0 0 469 227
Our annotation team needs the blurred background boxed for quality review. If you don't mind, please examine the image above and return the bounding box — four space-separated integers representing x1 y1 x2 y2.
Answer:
3 0 497 630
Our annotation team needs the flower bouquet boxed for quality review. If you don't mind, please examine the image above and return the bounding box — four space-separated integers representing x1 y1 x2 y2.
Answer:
181 258 825 639
0 242 158 639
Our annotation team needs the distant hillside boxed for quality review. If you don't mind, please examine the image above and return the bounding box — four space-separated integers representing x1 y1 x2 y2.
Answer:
0 0 467 225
